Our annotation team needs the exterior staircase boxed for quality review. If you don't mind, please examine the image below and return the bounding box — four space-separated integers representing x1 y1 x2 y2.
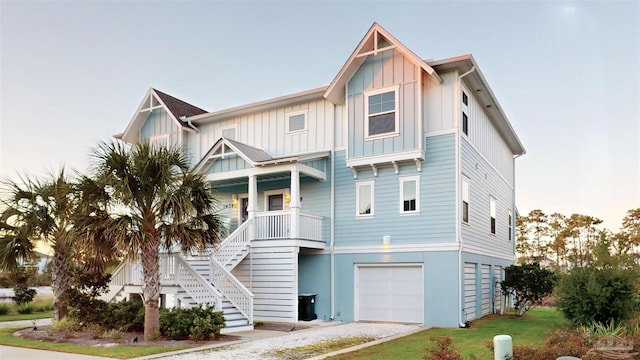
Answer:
102 219 254 333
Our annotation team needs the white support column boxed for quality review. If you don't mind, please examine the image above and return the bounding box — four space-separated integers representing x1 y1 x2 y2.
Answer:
290 169 301 239
248 175 257 240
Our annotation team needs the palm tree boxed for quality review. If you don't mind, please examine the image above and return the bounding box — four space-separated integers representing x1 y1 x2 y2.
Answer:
0 170 78 319
88 141 221 340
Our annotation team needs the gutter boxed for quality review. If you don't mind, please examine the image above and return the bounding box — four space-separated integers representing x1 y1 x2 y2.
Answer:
458 66 475 328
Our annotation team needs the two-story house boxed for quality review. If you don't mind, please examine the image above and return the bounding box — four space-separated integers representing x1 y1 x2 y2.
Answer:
106 23 525 333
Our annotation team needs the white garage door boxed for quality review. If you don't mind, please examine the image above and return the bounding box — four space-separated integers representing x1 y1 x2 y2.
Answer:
356 265 423 323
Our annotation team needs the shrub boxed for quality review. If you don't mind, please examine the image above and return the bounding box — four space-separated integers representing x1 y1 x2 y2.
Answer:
12 285 36 306
17 304 34 314
0 303 10 315
512 329 593 360
423 337 463 360
555 266 639 326
500 263 555 316
53 317 81 338
159 305 225 340
103 328 123 342
105 300 145 332
65 288 109 325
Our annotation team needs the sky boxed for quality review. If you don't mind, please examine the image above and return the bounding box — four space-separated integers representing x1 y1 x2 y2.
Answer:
1 1 638 231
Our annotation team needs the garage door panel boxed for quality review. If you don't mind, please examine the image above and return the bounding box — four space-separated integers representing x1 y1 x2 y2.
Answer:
357 265 423 324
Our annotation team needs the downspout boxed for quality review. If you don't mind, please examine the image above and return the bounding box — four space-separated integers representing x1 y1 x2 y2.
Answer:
458 66 475 328
329 101 337 320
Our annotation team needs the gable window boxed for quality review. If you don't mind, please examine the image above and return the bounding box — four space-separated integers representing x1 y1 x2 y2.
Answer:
508 211 512 241
400 175 420 214
356 180 374 217
286 110 307 133
462 177 470 224
490 197 496 235
149 133 169 148
365 85 399 139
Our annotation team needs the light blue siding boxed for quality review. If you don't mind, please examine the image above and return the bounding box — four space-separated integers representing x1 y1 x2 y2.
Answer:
140 109 180 144
208 154 250 174
334 134 456 247
298 254 331 320
347 50 420 159
460 137 514 256
333 251 459 326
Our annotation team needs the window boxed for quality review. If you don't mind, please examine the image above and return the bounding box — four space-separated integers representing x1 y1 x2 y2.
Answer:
490 197 496 235
462 113 468 136
400 175 420 214
508 211 512 241
356 180 374 217
462 177 470 223
365 86 399 139
286 110 307 133
462 91 468 106
149 134 169 148
222 127 236 140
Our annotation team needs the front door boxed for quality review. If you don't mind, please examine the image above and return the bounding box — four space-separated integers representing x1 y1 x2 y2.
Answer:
267 194 284 238
240 197 249 223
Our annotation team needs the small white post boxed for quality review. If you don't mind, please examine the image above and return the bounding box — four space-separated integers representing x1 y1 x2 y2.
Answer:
493 334 512 360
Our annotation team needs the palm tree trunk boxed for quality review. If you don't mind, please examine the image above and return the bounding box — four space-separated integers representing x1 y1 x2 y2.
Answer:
51 246 71 320
140 237 161 341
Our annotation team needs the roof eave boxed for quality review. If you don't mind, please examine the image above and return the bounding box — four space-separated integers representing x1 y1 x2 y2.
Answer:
189 86 328 124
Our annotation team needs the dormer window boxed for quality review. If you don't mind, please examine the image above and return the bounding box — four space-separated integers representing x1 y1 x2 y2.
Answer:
365 85 399 139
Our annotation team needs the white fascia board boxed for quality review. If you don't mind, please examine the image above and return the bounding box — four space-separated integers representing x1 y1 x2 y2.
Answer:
463 243 516 261
295 162 326 181
345 149 425 168
119 88 155 143
205 162 326 182
189 87 327 125
331 242 459 254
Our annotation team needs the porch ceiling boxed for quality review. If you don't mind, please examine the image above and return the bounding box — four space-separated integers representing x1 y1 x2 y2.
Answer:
211 171 319 190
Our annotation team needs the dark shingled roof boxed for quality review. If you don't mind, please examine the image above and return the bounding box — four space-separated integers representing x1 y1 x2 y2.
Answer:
153 89 207 124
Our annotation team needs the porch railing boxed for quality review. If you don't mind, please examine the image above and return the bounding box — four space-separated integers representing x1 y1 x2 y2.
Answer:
214 218 252 269
254 211 323 242
210 257 253 324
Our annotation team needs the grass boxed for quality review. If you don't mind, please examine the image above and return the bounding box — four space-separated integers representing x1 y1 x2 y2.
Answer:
328 307 568 359
0 296 55 322
0 327 190 359
0 311 54 322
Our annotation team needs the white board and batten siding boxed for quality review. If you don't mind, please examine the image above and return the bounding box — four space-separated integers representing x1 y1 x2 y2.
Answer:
355 264 423 323
481 264 491 316
232 246 298 323
463 262 476 321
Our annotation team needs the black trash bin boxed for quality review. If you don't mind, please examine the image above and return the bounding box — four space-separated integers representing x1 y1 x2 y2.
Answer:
298 293 317 321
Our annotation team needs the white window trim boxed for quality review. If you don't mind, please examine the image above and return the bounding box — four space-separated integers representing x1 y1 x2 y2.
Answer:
461 87 470 138
462 176 470 224
263 189 289 212
508 209 513 242
364 85 400 140
148 133 169 146
490 196 496 235
399 174 420 215
286 109 308 134
356 180 375 218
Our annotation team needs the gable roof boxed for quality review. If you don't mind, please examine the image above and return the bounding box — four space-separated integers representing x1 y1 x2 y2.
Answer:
324 22 442 105
116 88 205 143
153 88 207 121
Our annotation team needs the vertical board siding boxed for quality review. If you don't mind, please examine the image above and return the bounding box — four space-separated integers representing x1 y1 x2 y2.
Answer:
461 137 514 257
424 72 457 133
192 99 336 162
481 264 491 315
334 133 455 247
140 109 181 144
346 50 420 159
232 246 298 323
208 154 250 174
464 262 477 321
462 83 514 184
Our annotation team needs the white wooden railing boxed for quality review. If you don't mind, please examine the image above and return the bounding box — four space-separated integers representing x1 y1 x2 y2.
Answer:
214 219 252 269
300 211 323 242
254 211 323 241
100 261 128 302
173 254 222 310
210 257 253 324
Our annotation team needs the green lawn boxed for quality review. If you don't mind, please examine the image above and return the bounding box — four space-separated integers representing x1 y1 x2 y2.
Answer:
329 307 568 359
0 327 190 359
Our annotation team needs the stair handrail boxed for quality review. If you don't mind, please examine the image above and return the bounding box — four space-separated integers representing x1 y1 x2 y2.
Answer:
210 256 254 325
174 254 223 310
100 260 129 302
213 218 253 269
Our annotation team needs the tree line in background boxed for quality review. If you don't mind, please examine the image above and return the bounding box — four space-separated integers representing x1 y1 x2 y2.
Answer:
516 208 640 269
